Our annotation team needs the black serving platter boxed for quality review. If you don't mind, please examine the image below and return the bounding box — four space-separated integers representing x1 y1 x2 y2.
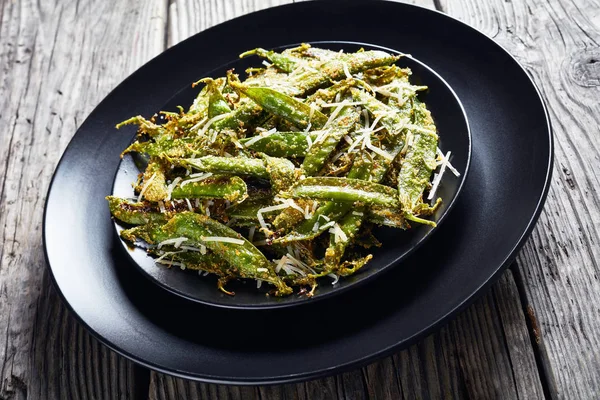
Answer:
111 41 471 309
43 0 552 384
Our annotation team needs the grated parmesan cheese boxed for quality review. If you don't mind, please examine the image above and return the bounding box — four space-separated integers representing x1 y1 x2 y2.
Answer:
342 62 352 79
428 151 451 201
200 236 244 245
437 148 460 176
137 172 157 202
243 128 277 147
328 273 340 285
180 172 213 188
157 237 188 249
197 113 229 137
165 176 182 200
366 142 395 161
306 134 314 149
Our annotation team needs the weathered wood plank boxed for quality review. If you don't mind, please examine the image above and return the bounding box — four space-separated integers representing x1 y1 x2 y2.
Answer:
439 0 600 398
0 0 166 398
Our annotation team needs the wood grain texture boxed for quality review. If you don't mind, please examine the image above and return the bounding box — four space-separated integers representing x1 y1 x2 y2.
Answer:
0 0 165 398
438 0 600 398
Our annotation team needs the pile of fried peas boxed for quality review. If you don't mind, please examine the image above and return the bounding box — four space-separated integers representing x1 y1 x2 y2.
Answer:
107 44 441 297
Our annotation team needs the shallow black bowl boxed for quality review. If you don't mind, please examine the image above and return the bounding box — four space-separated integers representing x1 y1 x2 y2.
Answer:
44 0 551 384
112 41 471 309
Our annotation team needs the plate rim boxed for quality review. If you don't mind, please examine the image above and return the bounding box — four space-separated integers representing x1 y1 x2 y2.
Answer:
42 0 553 385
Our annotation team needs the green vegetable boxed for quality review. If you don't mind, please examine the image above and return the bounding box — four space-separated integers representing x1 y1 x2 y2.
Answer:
109 45 448 297
283 177 400 207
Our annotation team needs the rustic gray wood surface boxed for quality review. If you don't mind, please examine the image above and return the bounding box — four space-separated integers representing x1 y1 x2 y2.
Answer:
0 0 597 399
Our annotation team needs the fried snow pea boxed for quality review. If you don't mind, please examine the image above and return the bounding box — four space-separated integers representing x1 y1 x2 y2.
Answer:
286 44 338 62
190 77 225 114
176 155 270 179
225 196 272 222
363 65 411 86
137 158 169 201
324 205 366 270
271 199 313 231
130 212 292 296
261 153 296 192
116 116 165 138
397 102 439 227
304 78 356 104
240 131 318 157
273 156 371 244
239 48 302 73
284 177 400 208
302 106 359 176
154 250 230 275
123 136 208 158
290 50 400 94
350 88 415 181
198 77 232 118
229 74 328 129
322 156 374 269
106 196 167 225
171 175 248 203
211 99 264 131
366 206 409 229
350 88 408 137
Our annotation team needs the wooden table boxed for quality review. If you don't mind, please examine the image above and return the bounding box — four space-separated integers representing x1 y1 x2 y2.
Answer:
1 0 598 398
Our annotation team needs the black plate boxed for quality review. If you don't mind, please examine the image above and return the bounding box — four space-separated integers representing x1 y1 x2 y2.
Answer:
43 1 552 384
112 41 471 309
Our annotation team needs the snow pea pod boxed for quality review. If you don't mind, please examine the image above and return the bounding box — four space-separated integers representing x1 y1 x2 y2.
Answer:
172 175 248 203
116 116 165 138
211 99 264 131
350 87 408 137
153 250 230 275
240 131 318 157
366 206 409 229
229 73 328 129
302 106 359 176
125 213 292 296
397 101 439 227
239 48 302 73
175 155 295 191
106 196 167 225
122 136 208 159
189 77 225 115
272 155 372 244
291 50 400 94
137 159 169 201
176 156 270 179
198 77 232 119
304 78 356 104
225 195 272 222
260 153 296 192
283 177 400 208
